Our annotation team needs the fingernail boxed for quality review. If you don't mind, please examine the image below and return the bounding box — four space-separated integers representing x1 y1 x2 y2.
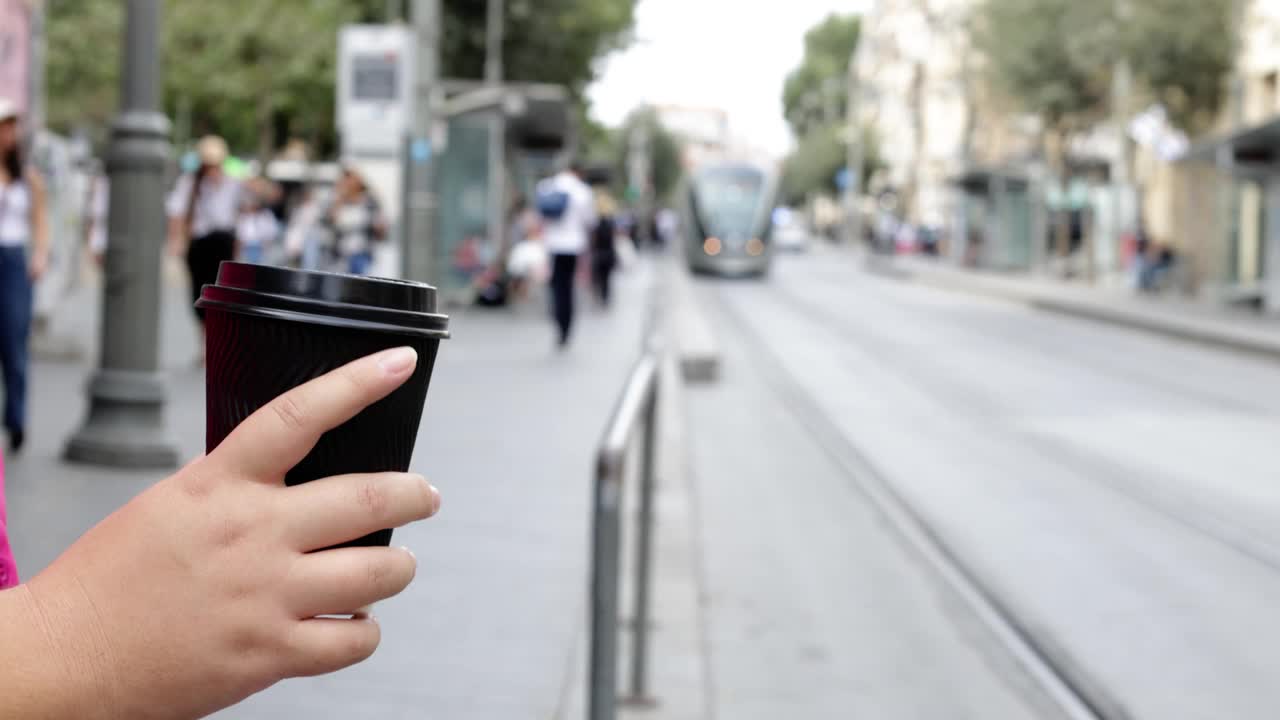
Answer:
429 484 442 515
400 546 416 561
378 347 417 375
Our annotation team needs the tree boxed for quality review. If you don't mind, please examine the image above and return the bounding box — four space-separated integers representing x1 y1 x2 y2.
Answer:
778 13 873 205
973 0 1118 262
972 0 1114 145
45 0 638 157
46 0 366 156
443 0 637 98
1123 0 1237 135
973 0 1237 261
163 1 361 160
610 108 683 204
781 14 860 138
779 122 881 207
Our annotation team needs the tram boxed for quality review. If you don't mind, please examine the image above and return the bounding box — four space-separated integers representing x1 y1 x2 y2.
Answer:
681 162 777 277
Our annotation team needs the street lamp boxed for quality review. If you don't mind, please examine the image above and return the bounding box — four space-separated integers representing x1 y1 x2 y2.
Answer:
64 0 178 468
401 0 441 285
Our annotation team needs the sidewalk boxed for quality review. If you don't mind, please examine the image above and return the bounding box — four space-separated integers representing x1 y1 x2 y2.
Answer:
557 264 711 720
6 258 658 720
869 254 1280 361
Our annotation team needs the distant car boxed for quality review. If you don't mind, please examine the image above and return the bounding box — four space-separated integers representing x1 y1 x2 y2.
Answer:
774 222 810 252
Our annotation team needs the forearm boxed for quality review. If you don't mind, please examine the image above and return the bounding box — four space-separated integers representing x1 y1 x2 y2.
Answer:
29 176 50 259
167 217 187 251
32 216 49 258
0 582 116 719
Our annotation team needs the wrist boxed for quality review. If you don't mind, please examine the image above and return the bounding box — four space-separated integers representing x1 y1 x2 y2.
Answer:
7 577 124 719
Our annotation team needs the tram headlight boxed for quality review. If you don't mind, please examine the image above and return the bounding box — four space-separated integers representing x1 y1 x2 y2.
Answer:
746 238 764 256
703 236 722 256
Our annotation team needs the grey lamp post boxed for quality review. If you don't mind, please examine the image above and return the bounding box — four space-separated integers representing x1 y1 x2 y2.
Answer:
402 0 441 284
65 0 179 468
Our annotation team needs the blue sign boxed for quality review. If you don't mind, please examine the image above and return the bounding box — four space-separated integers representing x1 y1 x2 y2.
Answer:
834 167 851 191
411 138 432 163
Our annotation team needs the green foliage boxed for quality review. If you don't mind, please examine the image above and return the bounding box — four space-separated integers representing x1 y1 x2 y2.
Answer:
1123 0 1237 133
971 0 1114 134
972 0 1238 135
46 0 365 154
45 0 637 156
443 0 637 98
779 122 880 206
778 13 869 202
44 0 121 135
608 108 683 203
164 1 361 157
781 14 860 138
578 111 616 167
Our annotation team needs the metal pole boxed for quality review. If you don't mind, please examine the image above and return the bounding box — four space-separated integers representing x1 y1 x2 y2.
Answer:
64 0 178 468
484 0 504 86
589 354 659 720
628 116 651 246
1110 0 1133 276
485 0 506 278
844 58 862 246
822 76 839 126
402 0 440 284
27 0 46 134
589 456 624 720
628 384 659 702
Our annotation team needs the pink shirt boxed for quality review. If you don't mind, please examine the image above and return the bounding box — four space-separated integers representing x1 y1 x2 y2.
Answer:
0 450 17 589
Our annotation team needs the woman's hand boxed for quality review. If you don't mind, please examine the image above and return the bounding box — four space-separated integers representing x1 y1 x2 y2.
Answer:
167 217 189 257
10 347 439 719
27 244 48 280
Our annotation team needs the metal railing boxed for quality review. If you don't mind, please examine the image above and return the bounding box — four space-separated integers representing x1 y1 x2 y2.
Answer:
588 347 662 720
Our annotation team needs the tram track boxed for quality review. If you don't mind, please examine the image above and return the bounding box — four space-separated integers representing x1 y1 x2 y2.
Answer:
704 279 1123 720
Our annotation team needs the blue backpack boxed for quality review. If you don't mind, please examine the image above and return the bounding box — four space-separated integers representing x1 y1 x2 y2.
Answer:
536 189 571 220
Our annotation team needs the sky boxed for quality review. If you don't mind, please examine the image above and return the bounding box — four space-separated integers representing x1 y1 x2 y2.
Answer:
588 0 869 159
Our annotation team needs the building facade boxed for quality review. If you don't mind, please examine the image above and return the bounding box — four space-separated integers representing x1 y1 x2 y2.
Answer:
855 0 1045 266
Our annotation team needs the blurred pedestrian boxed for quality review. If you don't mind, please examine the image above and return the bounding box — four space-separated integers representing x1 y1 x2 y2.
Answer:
236 194 280 265
325 166 387 276
284 184 329 270
590 189 619 307
84 168 109 266
1133 225 1153 291
535 161 595 348
167 135 242 361
506 196 548 304
656 206 678 250
0 99 49 453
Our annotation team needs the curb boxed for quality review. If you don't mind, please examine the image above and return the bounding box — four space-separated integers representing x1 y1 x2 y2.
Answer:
869 258 1280 363
666 258 721 383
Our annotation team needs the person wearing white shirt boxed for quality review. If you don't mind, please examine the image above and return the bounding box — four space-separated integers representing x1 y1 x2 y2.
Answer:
236 197 280 266
535 162 595 348
85 173 109 264
166 135 242 332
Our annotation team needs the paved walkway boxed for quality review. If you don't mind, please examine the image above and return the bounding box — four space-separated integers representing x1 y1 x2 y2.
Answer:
871 254 1280 361
7 257 656 720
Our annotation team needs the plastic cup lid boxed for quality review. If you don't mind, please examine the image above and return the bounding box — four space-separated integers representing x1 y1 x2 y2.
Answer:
196 262 449 339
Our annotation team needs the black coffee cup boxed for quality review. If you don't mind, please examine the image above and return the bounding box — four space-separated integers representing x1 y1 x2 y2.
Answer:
196 262 449 548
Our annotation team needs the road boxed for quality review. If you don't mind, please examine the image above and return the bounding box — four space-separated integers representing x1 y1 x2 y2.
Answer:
684 248 1280 720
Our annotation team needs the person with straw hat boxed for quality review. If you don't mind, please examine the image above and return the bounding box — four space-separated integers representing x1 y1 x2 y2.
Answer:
0 98 48 453
166 135 243 362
